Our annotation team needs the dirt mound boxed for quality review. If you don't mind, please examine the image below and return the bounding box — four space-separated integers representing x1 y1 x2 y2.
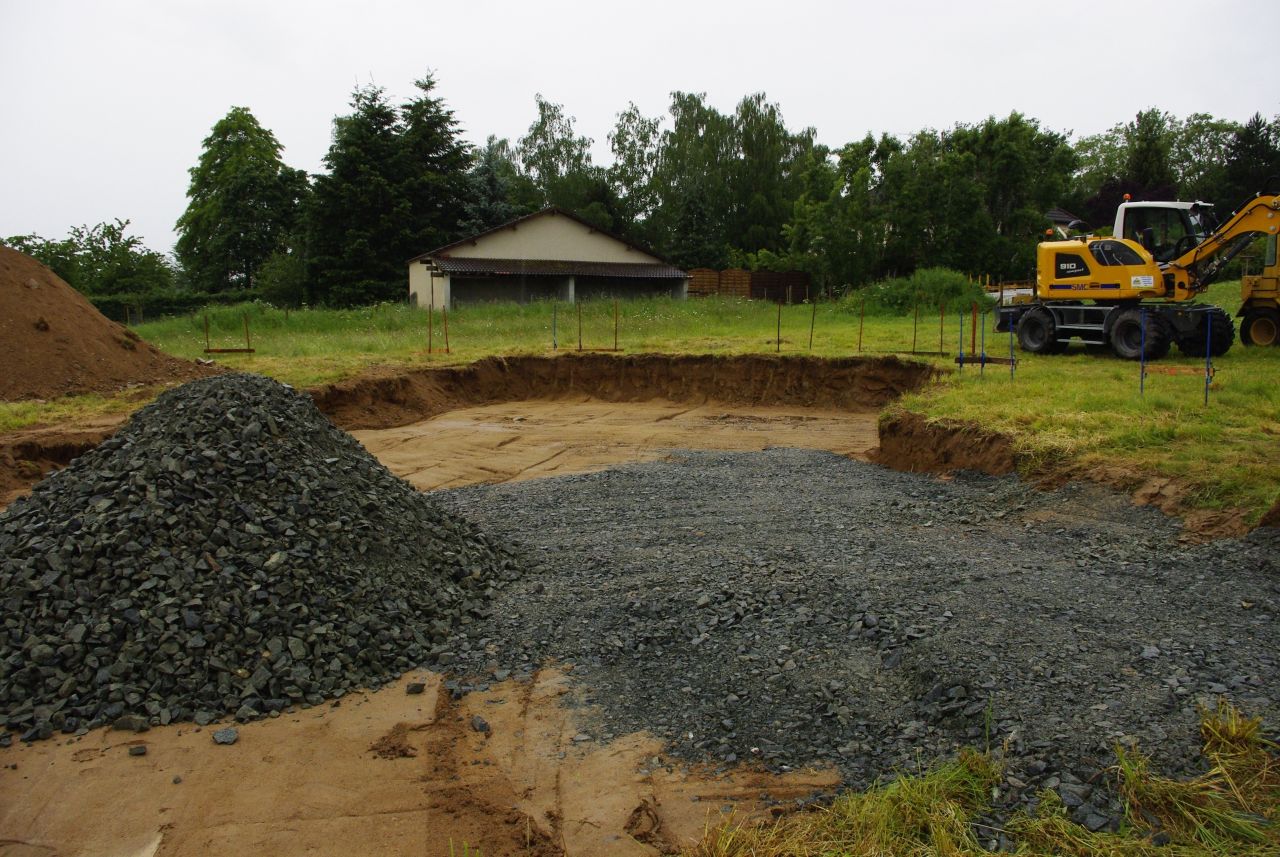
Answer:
0 245 209 401
310 353 938 430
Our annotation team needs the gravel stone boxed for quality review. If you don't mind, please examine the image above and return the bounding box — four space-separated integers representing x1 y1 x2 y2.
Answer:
128 744 147 756
436 449 1279 804
212 727 238 745
0 374 521 741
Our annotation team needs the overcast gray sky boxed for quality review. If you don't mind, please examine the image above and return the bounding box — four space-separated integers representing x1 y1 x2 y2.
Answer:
3 0 1277 253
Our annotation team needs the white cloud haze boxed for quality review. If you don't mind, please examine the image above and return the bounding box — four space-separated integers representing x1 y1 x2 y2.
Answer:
2 0 1277 251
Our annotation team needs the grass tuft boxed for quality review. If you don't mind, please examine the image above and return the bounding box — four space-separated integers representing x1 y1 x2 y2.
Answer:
685 702 1279 856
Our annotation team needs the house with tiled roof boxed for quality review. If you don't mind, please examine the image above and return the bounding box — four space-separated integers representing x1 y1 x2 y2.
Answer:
407 207 688 309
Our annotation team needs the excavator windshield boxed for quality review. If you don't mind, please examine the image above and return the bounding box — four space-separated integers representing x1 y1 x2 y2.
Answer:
1126 206 1213 262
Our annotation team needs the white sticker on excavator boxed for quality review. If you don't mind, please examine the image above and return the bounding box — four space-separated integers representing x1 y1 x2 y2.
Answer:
1131 275 1155 289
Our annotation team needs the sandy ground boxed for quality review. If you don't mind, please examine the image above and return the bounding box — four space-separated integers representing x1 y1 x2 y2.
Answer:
1 399 867 857
0 670 838 857
352 398 879 492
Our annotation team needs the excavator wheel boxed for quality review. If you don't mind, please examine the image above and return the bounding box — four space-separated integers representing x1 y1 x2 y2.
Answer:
1175 308 1235 357
1110 308 1171 360
1241 308 1280 346
1016 307 1068 354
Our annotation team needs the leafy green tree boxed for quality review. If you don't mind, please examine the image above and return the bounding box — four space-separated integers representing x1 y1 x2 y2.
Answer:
516 95 620 229
6 220 175 296
648 92 738 267
1070 124 1126 204
1220 113 1280 209
608 103 662 233
518 95 593 199
1124 108 1177 197
730 93 812 256
175 107 307 293
1169 113 1239 203
306 76 471 306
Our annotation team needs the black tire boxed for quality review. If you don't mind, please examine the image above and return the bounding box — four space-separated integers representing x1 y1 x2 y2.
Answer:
1175 308 1235 357
1110 307 1171 360
1016 307 1068 354
1241 308 1280 347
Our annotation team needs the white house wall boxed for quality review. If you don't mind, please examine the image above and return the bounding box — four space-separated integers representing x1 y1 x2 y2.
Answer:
448 213 661 264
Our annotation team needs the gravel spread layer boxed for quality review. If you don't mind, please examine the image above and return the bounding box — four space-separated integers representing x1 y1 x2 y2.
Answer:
437 449 1278 826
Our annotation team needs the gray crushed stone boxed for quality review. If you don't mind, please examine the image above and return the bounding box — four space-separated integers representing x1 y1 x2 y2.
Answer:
0 374 520 741
436 448 1278 828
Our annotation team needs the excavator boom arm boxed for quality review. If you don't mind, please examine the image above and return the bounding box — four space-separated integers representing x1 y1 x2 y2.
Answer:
1170 194 1280 290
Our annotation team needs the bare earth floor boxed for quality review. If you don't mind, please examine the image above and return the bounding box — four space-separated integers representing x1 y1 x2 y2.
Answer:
351 398 879 491
0 400 867 857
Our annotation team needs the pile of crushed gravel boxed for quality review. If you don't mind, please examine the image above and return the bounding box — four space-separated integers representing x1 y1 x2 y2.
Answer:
436 449 1279 835
0 374 520 741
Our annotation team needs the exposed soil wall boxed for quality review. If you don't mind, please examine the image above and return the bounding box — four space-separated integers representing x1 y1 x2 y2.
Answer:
310 353 937 430
872 409 1017 475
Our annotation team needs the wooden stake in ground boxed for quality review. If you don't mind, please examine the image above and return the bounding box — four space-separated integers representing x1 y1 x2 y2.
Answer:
614 298 619 351
776 302 782 353
443 307 450 354
577 302 583 352
809 299 817 351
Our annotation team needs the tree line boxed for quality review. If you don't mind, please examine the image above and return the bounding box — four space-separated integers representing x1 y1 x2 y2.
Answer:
7 73 1280 311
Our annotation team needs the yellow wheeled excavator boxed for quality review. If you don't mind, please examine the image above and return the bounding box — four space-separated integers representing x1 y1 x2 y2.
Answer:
997 192 1280 359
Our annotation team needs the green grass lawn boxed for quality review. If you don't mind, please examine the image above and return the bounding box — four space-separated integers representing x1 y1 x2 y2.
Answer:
5 283 1277 519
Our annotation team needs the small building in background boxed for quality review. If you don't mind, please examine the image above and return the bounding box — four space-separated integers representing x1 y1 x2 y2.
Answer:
408 207 687 309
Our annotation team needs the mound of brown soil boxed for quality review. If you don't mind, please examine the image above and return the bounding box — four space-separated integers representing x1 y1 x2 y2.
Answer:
0 245 208 400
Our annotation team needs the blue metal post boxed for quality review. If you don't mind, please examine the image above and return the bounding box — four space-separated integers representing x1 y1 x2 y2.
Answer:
1140 309 1146 397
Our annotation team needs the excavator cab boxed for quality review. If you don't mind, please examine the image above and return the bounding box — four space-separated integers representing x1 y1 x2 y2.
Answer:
1114 201 1216 263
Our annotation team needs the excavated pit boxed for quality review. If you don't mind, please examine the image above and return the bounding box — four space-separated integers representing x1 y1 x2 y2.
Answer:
2 354 938 505
4 352 1274 530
